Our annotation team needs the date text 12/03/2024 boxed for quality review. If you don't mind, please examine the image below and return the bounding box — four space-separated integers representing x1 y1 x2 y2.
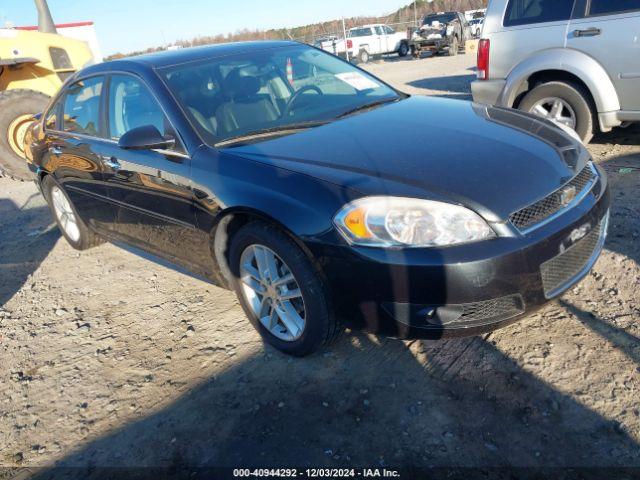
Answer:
233 468 401 478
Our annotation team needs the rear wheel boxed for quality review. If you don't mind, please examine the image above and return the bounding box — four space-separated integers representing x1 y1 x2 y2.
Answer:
448 36 459 56
358 49 370 64
229 222 341 356
398 42 409 57
518 81 595 143
0 90 50 181
42 176 104 251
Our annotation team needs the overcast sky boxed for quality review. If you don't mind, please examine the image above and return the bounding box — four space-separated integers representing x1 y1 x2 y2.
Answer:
0 0 409 55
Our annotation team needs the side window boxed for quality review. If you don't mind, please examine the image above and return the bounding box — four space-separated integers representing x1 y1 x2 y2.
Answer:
108 75 171 141
62 77 104 136
374 26 385 35
44 97 63 130
504 0 575 26
589 0 640 16
384 26 395 34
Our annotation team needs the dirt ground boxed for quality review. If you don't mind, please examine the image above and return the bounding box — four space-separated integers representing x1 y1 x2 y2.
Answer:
1 52 639 476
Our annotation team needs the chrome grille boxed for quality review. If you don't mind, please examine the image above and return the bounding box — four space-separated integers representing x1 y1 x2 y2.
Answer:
540 218 605 298
510 165 597 232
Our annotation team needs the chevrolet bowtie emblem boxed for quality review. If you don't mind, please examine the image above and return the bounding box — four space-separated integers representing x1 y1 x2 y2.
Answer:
559 185 578 207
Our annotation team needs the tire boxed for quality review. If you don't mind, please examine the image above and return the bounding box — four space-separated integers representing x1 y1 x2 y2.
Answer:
358 49 370 64
518 81 595 144
229 221 341 357
448 36 459 56
398 42 409 57
42 175 104 251
0 90 50 182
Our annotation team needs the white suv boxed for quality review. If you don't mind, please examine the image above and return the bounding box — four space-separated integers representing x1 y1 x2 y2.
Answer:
472 0 640 143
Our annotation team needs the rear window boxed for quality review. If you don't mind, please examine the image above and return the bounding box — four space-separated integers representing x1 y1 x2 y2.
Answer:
423 13 457 25
348 28 372 38
589 0 640 16
62 77 104 136
504 0 575 26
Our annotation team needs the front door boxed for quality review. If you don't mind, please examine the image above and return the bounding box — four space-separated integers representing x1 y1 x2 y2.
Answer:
568 0 640 110
101 74 197 267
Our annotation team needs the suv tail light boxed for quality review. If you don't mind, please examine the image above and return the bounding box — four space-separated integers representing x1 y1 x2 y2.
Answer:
346 39 353 50
477 39 490 80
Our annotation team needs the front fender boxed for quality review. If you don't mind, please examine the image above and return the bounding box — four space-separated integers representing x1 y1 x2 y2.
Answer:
500 48 620 115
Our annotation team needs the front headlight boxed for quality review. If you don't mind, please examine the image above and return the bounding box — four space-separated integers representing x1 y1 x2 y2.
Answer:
334 197 495 248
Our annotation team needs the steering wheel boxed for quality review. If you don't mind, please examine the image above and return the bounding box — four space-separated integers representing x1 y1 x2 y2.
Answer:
281 85 324 118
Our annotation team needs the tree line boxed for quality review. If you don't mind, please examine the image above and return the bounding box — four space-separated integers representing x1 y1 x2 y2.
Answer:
106 0 488 60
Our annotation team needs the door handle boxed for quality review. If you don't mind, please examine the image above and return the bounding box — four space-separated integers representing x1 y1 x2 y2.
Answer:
574 27 601 37
102 156 121 170
49 146 62 156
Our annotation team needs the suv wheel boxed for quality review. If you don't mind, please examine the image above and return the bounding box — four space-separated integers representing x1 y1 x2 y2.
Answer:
519 81 595 143
229 222 342 356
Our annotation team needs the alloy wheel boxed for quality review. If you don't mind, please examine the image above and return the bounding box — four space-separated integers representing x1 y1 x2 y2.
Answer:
529 97 577 130
239 244 306 342
51 186 81 242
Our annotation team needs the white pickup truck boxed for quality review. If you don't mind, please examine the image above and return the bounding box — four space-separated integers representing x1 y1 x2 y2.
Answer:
319 24 410 64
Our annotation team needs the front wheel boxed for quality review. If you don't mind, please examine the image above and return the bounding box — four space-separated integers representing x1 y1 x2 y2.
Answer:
398 42 409 57
518 81 595 143
42 176 104 251
229 222 341 356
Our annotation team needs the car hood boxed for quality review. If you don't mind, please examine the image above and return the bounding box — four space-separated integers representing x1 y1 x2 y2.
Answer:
227 96 590 222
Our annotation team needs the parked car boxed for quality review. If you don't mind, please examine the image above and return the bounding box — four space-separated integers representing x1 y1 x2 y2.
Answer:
472 0 640 143
26 41 610 356
319 24 410 63
409 11 471 58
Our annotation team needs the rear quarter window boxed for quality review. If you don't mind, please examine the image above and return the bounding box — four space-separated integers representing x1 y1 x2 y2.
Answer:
504 0 575 26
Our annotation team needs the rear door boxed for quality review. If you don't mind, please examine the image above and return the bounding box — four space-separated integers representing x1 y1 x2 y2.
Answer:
100 73 197 265
488 0 575 80
568 0 640 110
46 75 116 233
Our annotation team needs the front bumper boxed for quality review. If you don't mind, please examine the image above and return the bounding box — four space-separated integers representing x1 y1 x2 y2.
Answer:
310 171 610 339
471 79 506 106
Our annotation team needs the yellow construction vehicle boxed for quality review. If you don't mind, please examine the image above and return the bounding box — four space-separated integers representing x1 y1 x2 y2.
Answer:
0 0 94 181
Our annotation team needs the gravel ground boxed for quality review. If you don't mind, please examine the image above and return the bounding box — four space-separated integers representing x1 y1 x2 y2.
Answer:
1 52 639 476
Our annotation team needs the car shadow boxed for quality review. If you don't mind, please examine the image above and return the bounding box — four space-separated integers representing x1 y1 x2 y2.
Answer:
31 330 639 479
559 299 639 368
593 124 640 147
406 74 474 100
598 152 640 266
0 197 59 308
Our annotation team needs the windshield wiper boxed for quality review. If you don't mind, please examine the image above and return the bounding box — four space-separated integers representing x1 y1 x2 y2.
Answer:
336 97 401 120
215 121 329 148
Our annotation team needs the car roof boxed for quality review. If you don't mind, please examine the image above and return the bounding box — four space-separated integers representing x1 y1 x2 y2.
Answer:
79 40 299 77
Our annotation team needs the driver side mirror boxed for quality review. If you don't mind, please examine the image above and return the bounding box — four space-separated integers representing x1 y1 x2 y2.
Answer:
118 125 175 151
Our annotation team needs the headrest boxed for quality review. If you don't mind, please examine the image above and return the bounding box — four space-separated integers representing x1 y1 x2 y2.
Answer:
225 69 261 100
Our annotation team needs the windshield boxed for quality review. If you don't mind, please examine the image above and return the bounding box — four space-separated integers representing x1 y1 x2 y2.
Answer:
160 45 399 146
423 13 457 25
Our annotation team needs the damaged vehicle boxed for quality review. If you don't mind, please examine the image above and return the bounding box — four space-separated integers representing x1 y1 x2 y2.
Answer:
409 11 470 58
26 42 610 356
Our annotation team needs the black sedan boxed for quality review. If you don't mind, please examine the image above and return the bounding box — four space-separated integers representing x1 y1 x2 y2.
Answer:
25 41 610 356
